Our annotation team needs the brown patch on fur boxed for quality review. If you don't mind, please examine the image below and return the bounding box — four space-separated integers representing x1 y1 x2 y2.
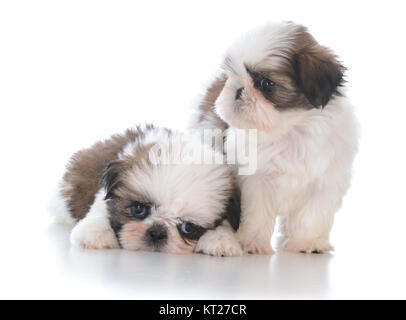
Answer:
246 66 310 110
101 142 157 201
106 188 152 224
292 34 345 107
62 126 154 220
269 25 344 109
197 74 229 130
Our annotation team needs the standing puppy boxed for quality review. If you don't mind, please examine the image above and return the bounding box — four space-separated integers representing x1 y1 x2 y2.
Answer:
192 22 358 254
51 125 242 256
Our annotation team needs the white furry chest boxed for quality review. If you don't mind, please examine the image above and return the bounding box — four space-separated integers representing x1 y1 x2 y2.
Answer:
256 132 311 179
237 132 322 215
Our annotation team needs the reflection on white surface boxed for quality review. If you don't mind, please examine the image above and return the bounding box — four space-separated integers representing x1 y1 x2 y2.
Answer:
43 223 333 299
1 206 405 299
1 209 405 300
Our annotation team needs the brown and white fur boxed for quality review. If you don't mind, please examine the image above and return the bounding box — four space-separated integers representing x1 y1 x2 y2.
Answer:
51 125 242 256
191 21 359 254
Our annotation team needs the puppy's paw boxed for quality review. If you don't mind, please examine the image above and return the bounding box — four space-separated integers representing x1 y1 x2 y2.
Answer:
195 230 243 257
236 232 274 255
283 238 333 254
70 218 119 250
241 241 274 255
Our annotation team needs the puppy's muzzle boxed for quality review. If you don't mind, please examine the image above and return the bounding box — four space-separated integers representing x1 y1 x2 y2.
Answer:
144 223 168 248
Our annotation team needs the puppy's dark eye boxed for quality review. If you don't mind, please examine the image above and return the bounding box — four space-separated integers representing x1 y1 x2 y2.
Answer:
259 77 276 92
180 222 197 234
177 222 205 240
129 201 150 219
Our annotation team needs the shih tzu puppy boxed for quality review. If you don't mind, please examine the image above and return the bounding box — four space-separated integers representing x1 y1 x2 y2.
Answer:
51 125 242 256
192 21 359 254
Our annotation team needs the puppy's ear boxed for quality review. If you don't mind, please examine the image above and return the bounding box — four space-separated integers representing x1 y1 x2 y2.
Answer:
197 73 229 131
225 183 241 231
101 160 126 200
294 45 345 108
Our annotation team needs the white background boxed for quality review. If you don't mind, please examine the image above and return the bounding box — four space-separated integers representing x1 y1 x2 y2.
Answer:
1 0 406 299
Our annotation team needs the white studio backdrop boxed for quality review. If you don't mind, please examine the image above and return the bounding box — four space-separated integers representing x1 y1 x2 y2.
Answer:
0 0 406 299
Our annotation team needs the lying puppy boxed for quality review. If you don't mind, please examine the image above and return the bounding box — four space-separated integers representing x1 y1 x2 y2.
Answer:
51 125 242 256
192 21 359 254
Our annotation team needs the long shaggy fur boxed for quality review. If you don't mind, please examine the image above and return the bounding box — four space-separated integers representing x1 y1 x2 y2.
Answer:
191 21 359 254
52 125 242 256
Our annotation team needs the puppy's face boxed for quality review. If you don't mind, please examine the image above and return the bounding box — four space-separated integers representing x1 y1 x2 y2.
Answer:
102 134 238 254
215 22 344 133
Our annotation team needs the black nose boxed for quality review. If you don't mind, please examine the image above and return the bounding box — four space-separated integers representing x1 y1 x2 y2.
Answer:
235 87 244 100
145 223 168 246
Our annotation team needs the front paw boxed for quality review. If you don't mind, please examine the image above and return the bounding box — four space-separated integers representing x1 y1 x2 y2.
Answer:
70 218 119 250
236 232 274 255
241 241 274 255
195 230 243 257
283 238 333 254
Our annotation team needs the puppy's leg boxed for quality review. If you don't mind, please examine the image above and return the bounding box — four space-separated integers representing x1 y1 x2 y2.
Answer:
195 221 243 257
235 177 275 255
282 187 339 254
236 213 275 255
70 189 119 249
